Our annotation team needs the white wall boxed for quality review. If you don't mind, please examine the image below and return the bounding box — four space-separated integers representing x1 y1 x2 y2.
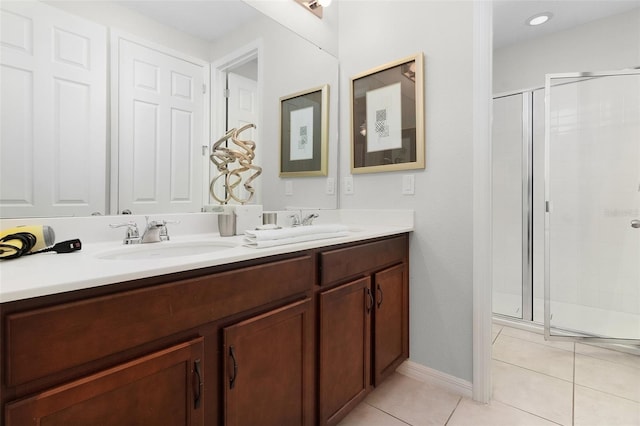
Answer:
339 1 475 382
210 14 339 211
494 8 640 94
243 0 339 57
44 1 211 61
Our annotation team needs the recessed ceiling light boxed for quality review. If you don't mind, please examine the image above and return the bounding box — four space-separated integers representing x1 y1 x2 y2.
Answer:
526 12 553 26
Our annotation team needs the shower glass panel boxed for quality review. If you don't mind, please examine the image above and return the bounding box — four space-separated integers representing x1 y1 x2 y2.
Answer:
492 93 531 319
545 70 640 342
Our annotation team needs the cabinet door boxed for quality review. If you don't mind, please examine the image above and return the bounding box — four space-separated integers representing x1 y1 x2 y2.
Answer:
5 338 204 426
319 277 372 425
223 299 313 426
373 264 409 385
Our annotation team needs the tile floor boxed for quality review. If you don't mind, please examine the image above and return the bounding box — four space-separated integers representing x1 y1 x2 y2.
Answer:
338 323 640 426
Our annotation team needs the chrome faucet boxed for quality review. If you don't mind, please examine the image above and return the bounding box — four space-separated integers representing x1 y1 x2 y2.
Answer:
141 217 179 243
289 211 319 227
141 218 164 243
110 217 179 244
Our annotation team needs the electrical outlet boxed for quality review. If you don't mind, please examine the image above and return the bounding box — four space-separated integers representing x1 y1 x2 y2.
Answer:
344 176 354 195
285 181 293 196
402 175 415 195
326 177 335 195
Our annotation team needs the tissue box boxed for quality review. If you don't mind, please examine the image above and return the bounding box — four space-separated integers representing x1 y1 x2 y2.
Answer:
234 205 263 235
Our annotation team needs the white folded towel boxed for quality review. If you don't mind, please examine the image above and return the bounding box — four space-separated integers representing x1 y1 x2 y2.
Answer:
243 231 349 248
244 224 349 242
243 225 350 249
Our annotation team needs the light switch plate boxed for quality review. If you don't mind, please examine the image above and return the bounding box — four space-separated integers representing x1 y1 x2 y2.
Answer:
402 175 415 195
326 177 335 195
343 176 354 195
285 181 293 196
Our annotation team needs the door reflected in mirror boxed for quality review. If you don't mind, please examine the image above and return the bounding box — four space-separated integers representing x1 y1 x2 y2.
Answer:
0 0 339 218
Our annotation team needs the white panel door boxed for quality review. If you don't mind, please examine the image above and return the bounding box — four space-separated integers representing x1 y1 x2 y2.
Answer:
225 72 258 204
116 36 207 214
0 2 106 217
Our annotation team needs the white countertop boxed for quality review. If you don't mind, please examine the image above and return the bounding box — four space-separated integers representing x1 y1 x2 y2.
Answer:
0 210 413 303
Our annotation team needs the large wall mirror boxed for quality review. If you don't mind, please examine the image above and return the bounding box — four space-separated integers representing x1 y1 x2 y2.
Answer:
0 0 339 218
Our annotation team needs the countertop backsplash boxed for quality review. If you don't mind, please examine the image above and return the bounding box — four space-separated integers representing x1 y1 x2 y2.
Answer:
0 209 414 245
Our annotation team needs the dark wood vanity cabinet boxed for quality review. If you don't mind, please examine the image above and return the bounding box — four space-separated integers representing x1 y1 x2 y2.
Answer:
5 338 205 426
223 299 314 426
318 236 409 426
373 263 408 386
319 277 372 425
0 233 409 426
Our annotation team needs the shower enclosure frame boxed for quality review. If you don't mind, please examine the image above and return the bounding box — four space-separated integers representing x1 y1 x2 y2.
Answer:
492 88 536 323
543 69 640 345
493 70 640 346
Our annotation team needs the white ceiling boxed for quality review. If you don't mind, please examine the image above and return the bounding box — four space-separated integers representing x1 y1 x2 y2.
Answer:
115 0 260 42
493 0 640 49
116 0 640 49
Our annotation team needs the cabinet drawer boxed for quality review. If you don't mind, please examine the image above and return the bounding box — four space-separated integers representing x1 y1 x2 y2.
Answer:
319 236 407 286
6 255 313 387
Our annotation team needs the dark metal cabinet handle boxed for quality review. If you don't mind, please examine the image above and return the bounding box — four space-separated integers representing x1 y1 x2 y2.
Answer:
193 359 202 409
366 288 374 313
377 284 383 308
229 346 238 389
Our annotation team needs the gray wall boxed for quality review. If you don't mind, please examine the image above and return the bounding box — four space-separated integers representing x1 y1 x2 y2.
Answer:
338 1 476 382
494 8 640 94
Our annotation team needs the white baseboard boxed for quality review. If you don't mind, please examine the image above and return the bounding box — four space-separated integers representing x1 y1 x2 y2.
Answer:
396 360 473 399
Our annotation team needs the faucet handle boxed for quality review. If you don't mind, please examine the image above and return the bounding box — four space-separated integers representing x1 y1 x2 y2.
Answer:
157 220 180 241
109 221 140 244
302 213 319 226
109 221 138 232
289 214 301 227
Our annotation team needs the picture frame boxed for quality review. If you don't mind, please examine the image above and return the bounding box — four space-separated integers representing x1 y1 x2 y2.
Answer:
279 84 329 177
350 53 425 173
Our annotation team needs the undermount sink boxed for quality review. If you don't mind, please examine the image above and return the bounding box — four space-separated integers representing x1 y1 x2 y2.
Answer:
95 240 238 260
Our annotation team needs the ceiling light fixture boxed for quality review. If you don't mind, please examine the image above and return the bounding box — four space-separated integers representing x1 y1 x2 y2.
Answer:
526 12 553 26
295 0 332 19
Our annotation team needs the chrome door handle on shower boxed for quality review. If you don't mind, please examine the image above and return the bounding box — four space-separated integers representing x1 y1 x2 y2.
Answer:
632 220 640 229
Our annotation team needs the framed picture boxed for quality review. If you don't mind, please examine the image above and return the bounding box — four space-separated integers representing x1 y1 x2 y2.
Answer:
280 84 329 177
350 53 425 173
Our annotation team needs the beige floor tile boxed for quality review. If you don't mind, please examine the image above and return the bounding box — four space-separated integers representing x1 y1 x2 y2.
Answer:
575 354 640 402
500 326 574 352
493 334 574 381
492 320 503 343
337 402 409 426
574 385 640 426
575 343 640 370
447 398 559 426
492 360 573 425
365 373 461 426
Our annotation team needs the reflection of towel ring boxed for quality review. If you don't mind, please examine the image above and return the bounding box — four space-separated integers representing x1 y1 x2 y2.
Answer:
209 123 262 205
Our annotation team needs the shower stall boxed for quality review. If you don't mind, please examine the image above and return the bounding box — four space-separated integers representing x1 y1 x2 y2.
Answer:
492 69 640 343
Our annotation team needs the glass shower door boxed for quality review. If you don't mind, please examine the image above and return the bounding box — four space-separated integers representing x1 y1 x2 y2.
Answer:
492 93 532 319
545 70 640 342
